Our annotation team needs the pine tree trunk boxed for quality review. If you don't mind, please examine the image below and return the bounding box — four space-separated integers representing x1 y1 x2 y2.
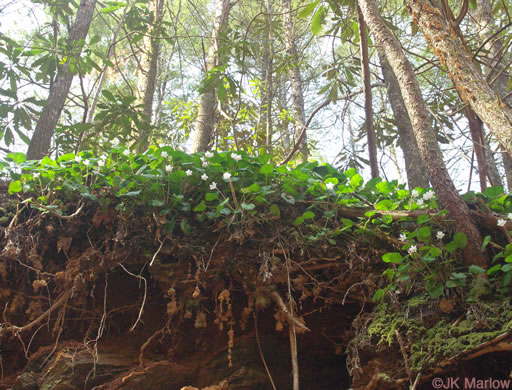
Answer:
136 0 165 152
357 5 379 178
190 0 231 153
358 0 488 268
282 0 307 161
27 0 97 160
378 51 429 189
404 0 512 157
471 0 511 190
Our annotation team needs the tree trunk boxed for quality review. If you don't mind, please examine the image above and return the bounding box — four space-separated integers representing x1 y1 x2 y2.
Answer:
358 0 488 268
264 0 273 154
282 0 307 161
471 0 511 190
136 0 165 152
190 0 231 153
378 50 429 189
404 0 512 157
465 107 489 191
27 0 97 160
357 5 378 178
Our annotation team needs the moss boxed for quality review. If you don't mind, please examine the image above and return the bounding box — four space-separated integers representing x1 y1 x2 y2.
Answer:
358 294 512 373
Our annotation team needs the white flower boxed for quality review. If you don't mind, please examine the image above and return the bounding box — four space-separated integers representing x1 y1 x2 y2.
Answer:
497 218 507 227
83 159 90 166
201 173 208 181
200 156 206 163
508 213 512 220
165 165 173 172
186 169 193 176
436 231 445 239
325 182 335 191
100 154 108 160
400 233 407 241
416 198 424 206
231 153 242 161
112 137 120 146
205 151 214 158
98 160 105 167
75 155 82 163
202 161 208 168
161 151 168 158
33 172 40 178
209 181 217 190
423 190 435 201
123 149 130 157
411 189 419 198
223 172 232 181
409 245 417 254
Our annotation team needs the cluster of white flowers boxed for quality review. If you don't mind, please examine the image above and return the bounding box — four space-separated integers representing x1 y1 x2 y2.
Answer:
416 198 424 206
161 151 168 158
165 165 173 173
411 189 419 198
123 149 130 157
231 153 242 161
205 151 214 158
423 190 435 200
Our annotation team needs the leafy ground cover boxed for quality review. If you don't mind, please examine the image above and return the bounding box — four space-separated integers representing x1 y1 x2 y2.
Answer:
1 149 511 388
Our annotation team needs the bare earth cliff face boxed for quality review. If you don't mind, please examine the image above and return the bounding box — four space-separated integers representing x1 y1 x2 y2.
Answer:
0 193 511 389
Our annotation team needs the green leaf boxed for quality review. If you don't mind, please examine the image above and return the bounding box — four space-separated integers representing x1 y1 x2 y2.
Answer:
482 235 491 250
469 265 486 275
487 264 502 276
350 174 363 188
180 218 192 235
281 192 295 204
453 232 468 249
502 264 512 272
7 152 26 163
484 185 504 198
241 202 255 211
194 200 206 212
416 214 430 224
270 204 280 217
246 183 261 192
375 199 393 211
205 192 219 201
303 211 315 220
469 0 477 10
8 180 22 194
372 288 386 302
382 252 403 264
418 226 431 241
311 5 326 35
428 283 444 298
298 0 319 18
260 163 274 176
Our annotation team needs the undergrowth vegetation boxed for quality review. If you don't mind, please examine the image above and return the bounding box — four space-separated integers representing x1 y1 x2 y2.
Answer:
2 147 512 302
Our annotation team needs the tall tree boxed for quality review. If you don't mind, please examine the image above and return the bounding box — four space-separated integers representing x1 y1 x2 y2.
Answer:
190 0 232 153
136 0 165 152
378 51 429 189
27 0 97 160
282 0 308 161
358 0 488 267
471 0 512 190
404 0 512 158
356 5 378 178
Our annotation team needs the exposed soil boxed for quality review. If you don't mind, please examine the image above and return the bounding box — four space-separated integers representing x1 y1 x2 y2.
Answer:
0 194 511 389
